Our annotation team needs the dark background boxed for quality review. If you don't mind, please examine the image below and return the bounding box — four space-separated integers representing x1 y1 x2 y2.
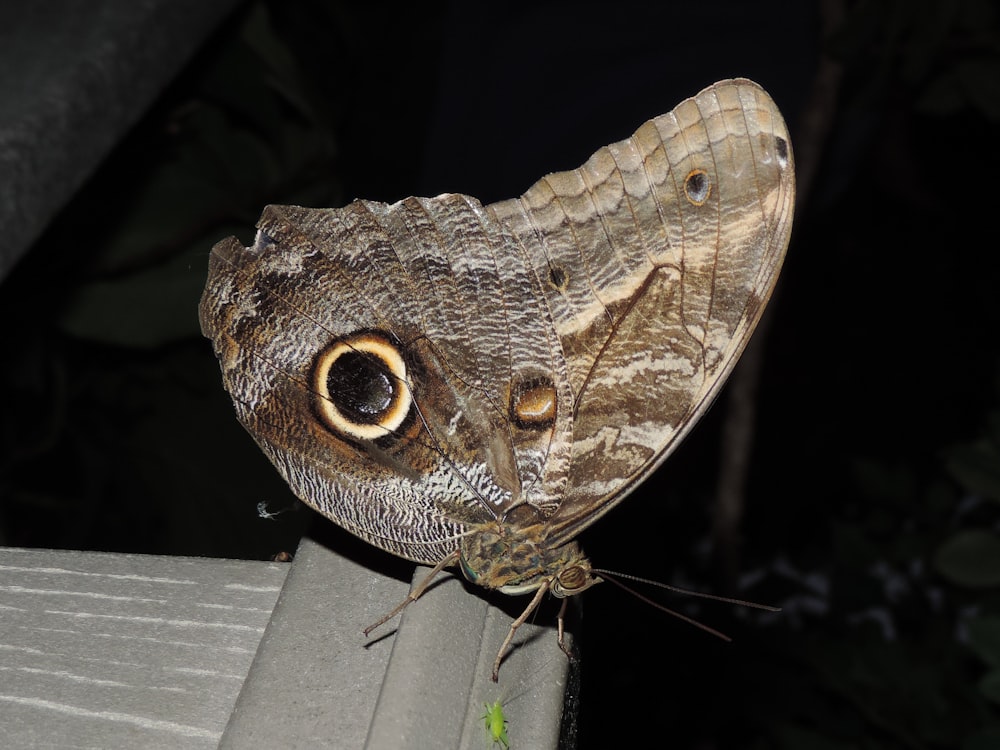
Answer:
3 1 1000 748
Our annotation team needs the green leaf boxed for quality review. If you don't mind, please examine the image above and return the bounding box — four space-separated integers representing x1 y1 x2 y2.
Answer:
916 70 966 116
987 411 1000 448
968 616 1000 667
978 668 1000 704
945 441 1000 503
775 724 856 750
851 458 916 503
56 231 241 348
934 531 1000 587
956 59 1000 122
965 727 1000 750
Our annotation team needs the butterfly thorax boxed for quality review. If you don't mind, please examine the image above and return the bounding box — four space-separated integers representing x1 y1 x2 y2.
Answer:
458 521 596 598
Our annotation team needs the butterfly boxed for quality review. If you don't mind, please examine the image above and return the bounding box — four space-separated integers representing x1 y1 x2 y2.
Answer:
199 78 795 681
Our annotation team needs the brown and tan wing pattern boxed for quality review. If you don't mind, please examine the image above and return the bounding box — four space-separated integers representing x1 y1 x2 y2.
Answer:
200 195 574 565
199 78 793 568
490 78 795 544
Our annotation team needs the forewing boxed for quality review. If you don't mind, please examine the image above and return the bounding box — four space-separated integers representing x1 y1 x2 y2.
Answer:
199 197 573 564
488 78 795 544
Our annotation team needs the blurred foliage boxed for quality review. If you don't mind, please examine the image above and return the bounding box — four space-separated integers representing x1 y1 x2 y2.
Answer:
582 1 1000 748
0 1 350 557
830 0 1000 119
0 1 999 749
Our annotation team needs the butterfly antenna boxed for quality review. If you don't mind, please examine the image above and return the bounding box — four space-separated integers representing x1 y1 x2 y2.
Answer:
591 570 780 642
592 569 781 611
594 572 730 641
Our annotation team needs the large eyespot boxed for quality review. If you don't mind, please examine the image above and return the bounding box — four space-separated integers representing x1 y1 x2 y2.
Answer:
312 331 412 441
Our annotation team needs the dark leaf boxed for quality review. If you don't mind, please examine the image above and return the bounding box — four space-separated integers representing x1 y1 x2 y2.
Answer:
934 531 1000 587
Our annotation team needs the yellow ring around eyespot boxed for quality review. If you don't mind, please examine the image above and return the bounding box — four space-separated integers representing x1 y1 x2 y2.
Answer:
313 334 411 441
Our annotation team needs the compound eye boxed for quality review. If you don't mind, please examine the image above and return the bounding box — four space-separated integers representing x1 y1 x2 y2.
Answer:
312 331 411 440
553 565 591 596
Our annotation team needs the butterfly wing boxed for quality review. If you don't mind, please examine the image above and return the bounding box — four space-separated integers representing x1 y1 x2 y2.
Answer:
200 195 574 564
200 78 793 567
488 78 795 544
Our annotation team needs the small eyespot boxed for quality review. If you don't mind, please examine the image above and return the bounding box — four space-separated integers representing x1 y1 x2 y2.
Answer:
548 265 567 290
775 136 789 168
684 169 711 206
312 331 412 441
509 375 557 430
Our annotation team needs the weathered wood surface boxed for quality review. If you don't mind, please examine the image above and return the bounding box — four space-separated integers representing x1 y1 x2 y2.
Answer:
0 540 574 749
220 537 574 749
0 546 287 749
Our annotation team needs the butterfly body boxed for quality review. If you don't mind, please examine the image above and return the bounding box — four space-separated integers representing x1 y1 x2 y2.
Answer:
458 522 592 596
200 78 795 676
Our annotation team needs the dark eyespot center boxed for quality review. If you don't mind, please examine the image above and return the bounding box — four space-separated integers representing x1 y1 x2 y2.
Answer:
326 351 394 423
548 265 567 290
775 136 789 166
684 169 710 205
311 331 412 440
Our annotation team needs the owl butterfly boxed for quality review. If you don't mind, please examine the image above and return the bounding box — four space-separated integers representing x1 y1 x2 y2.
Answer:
200 78 795 681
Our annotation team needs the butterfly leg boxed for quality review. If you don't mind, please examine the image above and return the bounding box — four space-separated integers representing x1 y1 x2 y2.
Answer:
363 550 459 636
556 597 573 658
492 580 550 682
